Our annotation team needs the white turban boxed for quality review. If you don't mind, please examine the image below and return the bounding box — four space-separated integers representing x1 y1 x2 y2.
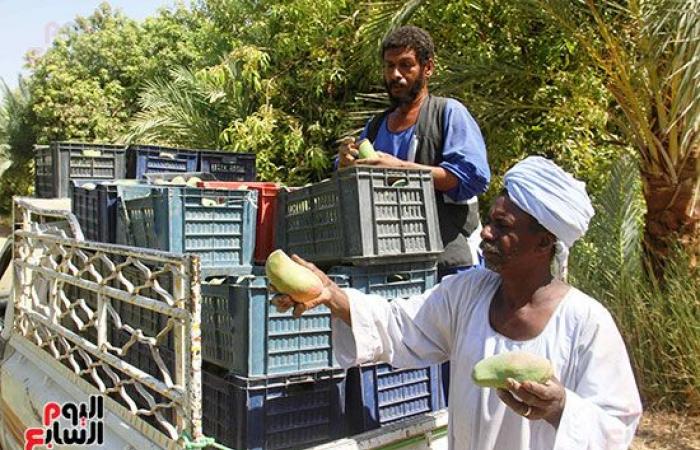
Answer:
504 156 594 280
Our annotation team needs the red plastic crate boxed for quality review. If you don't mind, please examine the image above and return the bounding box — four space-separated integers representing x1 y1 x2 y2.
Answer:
198 181 280 263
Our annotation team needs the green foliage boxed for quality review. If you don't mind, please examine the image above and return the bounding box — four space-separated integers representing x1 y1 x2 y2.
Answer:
0 79 36 213
570 155 700 410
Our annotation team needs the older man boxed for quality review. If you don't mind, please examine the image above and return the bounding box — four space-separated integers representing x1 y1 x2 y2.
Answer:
275 156 643 450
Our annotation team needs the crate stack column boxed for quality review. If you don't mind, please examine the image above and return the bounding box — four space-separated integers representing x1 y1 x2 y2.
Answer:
275 166 446 434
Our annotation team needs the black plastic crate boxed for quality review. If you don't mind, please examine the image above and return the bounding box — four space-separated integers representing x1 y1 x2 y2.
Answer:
202 369 346 450
346 364 444 434
71 181 102 241
35 142 127 198
276 167 443 266
199 150 256 182
127 144 198 179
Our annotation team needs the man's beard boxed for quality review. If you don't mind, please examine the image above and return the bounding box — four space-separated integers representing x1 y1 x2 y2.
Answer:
385 73 426 107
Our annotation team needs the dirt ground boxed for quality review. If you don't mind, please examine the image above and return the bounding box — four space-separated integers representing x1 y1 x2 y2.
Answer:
632 411 700 450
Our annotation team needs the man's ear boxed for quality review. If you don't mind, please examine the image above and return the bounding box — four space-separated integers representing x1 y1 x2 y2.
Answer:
424 58 435 78
538 232 556 254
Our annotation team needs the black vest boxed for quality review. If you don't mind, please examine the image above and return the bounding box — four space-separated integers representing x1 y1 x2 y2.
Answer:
367 95 481 270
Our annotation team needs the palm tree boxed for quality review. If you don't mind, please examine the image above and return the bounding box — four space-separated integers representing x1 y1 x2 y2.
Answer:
533 0 700 272
357 0 700 273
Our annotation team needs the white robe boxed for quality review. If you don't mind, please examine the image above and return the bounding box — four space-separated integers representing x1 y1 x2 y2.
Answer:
332 268 643 450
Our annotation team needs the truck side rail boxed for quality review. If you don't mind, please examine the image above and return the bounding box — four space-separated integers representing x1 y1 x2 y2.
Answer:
7 197 203 449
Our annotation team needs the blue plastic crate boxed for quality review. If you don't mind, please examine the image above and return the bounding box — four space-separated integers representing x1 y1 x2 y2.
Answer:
199 150 256 182
346 363 444 433
202 369 346 450
35 142 127 198
201 272 348 376
121 186 257 277
127 144 198 179
327 261 437 300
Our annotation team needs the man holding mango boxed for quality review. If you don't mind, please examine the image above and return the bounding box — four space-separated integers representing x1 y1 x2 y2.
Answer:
337 25 491 279
275 156 643 450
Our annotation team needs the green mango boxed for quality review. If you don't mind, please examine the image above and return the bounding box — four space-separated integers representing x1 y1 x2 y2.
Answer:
357 139 379 160
472 351 553 389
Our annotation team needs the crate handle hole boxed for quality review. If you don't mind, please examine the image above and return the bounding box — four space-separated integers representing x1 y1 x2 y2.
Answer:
159 152 176 159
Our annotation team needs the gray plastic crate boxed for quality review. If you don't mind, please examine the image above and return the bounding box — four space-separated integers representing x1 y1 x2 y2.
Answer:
200 272 349 376
120 186 257 277
276 167 442 266
35 142 127 198
327 261 437 300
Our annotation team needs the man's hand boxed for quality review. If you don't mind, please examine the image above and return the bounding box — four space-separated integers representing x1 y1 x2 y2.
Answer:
271 254 351 324
338 137 359 168
356 151 408 169
496 377 566 428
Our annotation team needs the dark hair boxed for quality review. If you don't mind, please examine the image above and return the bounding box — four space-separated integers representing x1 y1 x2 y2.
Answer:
381 26 435 66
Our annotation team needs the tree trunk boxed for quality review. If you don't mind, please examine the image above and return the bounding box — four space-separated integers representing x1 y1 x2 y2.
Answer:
641 147 700 276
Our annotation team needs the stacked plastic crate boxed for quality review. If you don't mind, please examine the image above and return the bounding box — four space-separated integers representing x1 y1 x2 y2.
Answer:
275 166 446 434
190 176 347 449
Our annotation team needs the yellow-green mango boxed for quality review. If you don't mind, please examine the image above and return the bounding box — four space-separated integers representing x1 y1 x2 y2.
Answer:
357 139 379 160
472 351 553 389
265 250 323 303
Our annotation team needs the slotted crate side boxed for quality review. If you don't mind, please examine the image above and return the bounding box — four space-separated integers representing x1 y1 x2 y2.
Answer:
198 181 280 263
201 272 348 376
114 184 159 247
35 142 127 198
127 144 198 179
202 369 346 450
327 261 438 300
71 182 101 241
34 146 54 198
199 151 256 182
276 179 345 266
277 167 443 266
346 363 444 434
121 186 258 277
340 167 442 263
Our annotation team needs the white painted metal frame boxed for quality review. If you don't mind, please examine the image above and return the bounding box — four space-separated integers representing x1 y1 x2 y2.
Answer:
8 197 203 448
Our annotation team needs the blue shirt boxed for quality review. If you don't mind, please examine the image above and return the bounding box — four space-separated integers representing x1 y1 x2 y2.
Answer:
359 99 490 202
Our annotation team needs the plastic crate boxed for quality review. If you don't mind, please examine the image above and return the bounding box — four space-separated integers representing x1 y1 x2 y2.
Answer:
200 272 348 376
35 142 127 198
121 186 257 277
202 369 346 450
199 150 256 182
127 144 198 179
327 261 438 300
276 167 442 266
71 181 102 241
345 363 444 434
198 182 279 263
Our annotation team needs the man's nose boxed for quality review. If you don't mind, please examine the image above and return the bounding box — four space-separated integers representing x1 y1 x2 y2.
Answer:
389 67 402 81
481 224 494 241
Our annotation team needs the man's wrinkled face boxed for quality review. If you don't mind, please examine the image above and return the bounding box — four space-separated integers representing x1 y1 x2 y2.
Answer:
382 47 431 107
480 195 547 273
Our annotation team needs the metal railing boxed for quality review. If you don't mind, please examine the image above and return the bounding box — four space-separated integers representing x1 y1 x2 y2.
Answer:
9 197 203 447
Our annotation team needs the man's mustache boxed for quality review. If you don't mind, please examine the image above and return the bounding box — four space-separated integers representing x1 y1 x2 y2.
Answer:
480 241 501 255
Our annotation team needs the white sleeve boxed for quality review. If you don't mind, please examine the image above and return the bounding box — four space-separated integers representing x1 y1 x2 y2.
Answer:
553 307 643 450
332 282 454 369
